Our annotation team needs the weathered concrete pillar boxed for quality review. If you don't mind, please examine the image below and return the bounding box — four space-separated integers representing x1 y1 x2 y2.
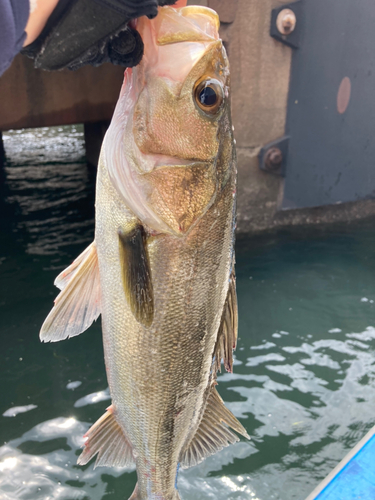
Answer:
227 0 294 234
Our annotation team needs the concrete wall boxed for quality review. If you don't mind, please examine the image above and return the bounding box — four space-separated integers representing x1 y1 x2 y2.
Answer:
2 3 375 234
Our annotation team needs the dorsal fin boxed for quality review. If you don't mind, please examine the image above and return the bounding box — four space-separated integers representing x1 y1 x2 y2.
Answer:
40 242 101 342
213 268 238 373
179 387 249 469
78 405 135 469
118 225 154 327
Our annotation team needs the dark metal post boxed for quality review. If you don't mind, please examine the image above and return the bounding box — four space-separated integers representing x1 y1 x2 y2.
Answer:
84 121 111 168
0 131 5 167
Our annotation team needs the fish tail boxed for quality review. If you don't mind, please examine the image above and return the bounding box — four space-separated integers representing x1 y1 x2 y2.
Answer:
128 483 181 499
128 483 138 500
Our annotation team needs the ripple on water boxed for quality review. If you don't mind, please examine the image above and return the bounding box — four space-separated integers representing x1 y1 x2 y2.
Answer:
3 405 38 418
2 126 94 257
0 417 109 499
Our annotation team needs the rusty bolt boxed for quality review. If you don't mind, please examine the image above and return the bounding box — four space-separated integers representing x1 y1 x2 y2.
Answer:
276 9 297 35
265 147 283 171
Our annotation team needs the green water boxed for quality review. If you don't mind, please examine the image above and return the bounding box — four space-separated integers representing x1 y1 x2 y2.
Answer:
1 127 375 500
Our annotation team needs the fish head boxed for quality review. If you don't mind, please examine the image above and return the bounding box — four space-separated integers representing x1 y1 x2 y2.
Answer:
103 6 234 236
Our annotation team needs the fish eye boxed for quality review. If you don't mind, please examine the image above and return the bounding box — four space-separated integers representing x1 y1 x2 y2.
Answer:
194 78 224 115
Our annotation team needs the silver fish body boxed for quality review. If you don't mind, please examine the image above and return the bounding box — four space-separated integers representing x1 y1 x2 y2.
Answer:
40 6 248 500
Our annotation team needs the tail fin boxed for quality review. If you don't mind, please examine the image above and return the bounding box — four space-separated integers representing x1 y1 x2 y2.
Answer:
128 483 181 499
128 484 138 500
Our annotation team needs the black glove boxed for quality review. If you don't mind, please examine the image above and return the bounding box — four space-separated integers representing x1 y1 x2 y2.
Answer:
21 0 178 71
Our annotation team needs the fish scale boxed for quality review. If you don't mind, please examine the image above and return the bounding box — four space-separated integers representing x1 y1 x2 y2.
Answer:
97 155 236 497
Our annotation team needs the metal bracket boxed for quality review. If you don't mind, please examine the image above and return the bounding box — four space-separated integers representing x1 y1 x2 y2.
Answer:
258 136 290 177
270 1 302 49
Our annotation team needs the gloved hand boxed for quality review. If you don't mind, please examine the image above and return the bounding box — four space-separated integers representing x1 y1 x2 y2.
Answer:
21 0 178 71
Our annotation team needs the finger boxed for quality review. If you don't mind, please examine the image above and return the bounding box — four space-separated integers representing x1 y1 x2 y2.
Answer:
172 0 188 8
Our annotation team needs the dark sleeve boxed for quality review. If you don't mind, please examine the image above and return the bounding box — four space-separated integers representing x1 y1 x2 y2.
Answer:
0 0 30 77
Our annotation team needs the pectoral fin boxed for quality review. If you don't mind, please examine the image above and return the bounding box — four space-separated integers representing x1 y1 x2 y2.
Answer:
78 405 135 468
179 387 249 469
40 242 101 342
213 268 238 373
118 225 154 327
54 243 95 290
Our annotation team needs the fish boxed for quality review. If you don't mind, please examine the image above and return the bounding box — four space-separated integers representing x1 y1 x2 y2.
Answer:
40 5 249 500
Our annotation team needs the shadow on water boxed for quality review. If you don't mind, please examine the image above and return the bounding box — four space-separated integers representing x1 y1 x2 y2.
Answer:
1 127 375 499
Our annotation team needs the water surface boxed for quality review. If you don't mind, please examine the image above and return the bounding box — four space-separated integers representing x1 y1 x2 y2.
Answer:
1 127 375 500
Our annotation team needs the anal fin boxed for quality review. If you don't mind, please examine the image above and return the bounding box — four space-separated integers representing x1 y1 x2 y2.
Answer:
128 484 139 500
40 242 101 342
78 405 135 469
179 387 249 469
128 484 180 500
